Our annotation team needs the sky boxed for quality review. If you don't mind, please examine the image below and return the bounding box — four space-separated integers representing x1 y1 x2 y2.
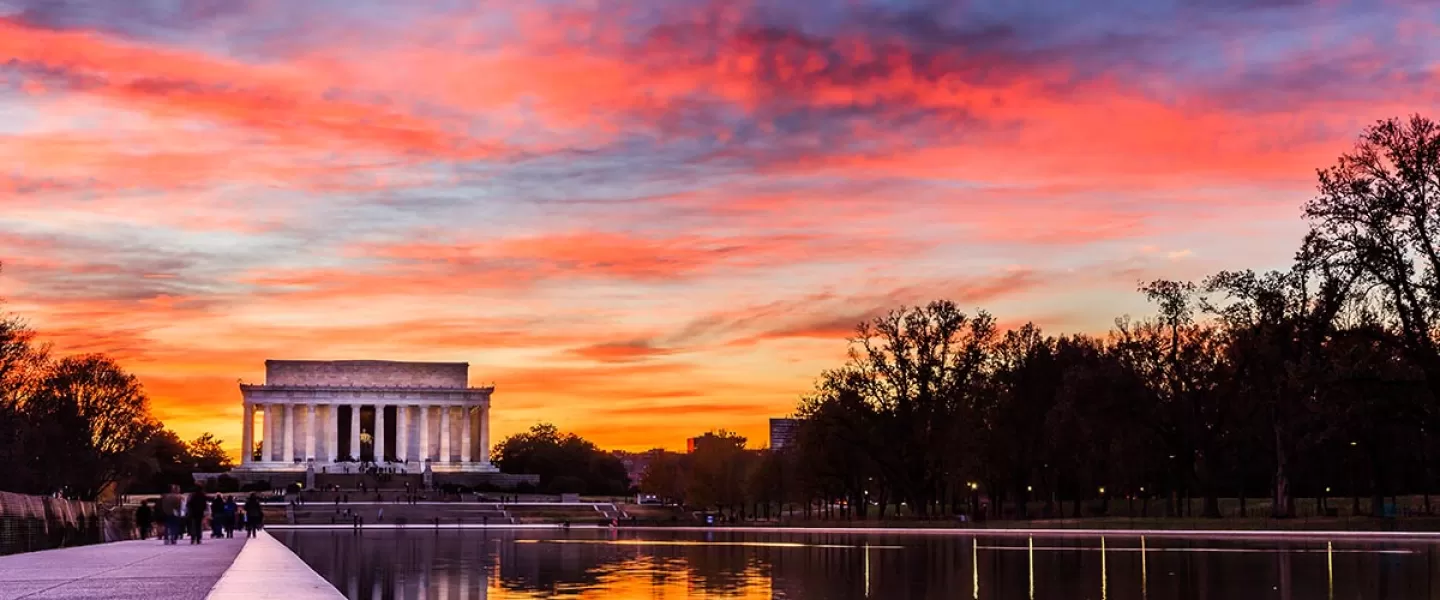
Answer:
0 0 1437 456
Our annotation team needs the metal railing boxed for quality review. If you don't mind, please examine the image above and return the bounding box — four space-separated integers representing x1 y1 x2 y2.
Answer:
0 491 127 556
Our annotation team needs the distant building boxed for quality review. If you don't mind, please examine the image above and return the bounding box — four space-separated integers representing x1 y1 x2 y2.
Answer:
234 359 496 474
686 432 729 453
769 418 799 450
611 449 667 487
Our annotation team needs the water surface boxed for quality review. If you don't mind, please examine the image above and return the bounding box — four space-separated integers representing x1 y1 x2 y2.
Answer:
279 528 1440 599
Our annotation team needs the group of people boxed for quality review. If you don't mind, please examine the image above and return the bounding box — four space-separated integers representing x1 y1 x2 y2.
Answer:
133 486 266 544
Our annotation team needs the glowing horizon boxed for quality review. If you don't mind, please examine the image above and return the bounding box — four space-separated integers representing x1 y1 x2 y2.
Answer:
1 0 1436 456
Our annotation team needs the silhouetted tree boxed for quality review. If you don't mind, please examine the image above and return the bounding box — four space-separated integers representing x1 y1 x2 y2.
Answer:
187 433 234 472
1202 266 1349 517
685 430 751 516
22 355 160 499
493 423 629 495
639 451 687 504
1303 115 1440 401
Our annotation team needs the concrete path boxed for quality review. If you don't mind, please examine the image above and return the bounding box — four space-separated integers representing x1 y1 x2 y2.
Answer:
206 530 344 600
0 536 245 600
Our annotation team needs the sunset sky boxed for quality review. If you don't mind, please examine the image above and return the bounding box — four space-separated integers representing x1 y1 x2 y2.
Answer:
0 0 1437 455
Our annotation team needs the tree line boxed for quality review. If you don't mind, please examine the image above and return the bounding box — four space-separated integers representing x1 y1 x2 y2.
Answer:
641 116 1440 521
0 286 232 500
492 423 630 494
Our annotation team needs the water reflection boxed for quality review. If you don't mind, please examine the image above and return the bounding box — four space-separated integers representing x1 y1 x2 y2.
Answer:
279 529 1440 599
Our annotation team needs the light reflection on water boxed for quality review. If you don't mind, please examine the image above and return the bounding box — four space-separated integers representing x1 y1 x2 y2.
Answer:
279 529 1440 599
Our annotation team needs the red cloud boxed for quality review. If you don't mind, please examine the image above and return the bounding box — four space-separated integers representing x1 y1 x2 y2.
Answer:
0 19 496 158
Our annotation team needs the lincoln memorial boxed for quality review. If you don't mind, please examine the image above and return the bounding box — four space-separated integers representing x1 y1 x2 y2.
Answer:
234 360 498 474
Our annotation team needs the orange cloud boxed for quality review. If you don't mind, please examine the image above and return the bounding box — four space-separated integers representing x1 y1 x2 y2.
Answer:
565 341 674 363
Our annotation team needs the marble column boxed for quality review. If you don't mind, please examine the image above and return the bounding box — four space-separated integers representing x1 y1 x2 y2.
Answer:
396 406 409 464
306 404 317 462
263 404 275 462
349 404 361 462
241 402 254 466
479 403 491 466
376 404 388 463
439 406 451 464
327 405 340 463
418 405 431 462
275 404 287 462
283 403 295 463
461 405 473 463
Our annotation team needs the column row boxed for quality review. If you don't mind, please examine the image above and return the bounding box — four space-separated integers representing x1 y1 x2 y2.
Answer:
240 402 493 466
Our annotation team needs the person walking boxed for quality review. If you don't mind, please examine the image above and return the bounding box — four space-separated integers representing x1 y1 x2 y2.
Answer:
135 501 153 541
210 494 226 538
223 496 238 538
186 487 208 544
244 494 263 538
160 485 184 545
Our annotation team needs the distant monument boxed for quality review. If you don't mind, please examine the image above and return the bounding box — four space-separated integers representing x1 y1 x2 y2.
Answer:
233 360 498 474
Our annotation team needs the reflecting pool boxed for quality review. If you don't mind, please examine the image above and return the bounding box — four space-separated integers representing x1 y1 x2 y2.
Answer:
279 528 1440 599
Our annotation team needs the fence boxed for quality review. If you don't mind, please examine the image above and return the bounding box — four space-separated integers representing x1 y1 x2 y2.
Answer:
0 491 131 556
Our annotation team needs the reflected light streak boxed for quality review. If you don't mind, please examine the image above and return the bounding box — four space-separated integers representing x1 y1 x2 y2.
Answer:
1028 536 1035 600
973 538 979 600
975 545 1413 555
1141 536 1148 600
1101 536 1108 600
864 543 871 598
1327 541 1334 600
514 539 903 550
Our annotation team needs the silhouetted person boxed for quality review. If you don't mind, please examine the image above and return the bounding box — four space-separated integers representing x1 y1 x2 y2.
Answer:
223 496 238 538
245 494 263 537
186 488 208 544
210 495 225 538
135 501 153 540
160 485 184 545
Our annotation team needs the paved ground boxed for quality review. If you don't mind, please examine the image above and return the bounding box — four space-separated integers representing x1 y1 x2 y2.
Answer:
207 531 344 600
0 536 246 600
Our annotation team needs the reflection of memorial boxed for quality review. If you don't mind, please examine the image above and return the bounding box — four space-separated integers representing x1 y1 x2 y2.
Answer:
233 360 497 474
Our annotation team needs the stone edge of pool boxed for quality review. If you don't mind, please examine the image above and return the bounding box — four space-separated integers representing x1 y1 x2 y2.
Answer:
206 530 346 600
265 524 1440 541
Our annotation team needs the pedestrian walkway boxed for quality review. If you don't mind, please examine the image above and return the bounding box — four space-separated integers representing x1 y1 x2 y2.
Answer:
0 536 244 600
206 530 344 599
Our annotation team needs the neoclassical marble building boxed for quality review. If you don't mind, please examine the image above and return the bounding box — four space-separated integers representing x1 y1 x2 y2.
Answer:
234 360 497 473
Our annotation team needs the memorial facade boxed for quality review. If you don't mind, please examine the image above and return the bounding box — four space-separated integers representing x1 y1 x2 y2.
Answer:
234 360 497 473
